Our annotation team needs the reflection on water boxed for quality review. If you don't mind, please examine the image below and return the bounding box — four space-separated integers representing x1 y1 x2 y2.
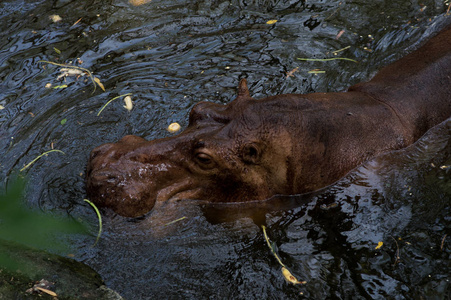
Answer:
0 0 450 298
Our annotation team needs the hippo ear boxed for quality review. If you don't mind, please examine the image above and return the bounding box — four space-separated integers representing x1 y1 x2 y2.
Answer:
241 143 262 164
236 78 252 101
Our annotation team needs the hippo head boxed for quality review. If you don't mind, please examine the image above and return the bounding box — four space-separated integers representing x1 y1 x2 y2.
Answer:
86 79 298 217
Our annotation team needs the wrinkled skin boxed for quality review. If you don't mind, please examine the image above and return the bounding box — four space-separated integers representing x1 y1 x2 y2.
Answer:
87 26 451 218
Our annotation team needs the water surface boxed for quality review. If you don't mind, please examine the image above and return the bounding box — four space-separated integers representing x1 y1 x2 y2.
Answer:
0 0 450 298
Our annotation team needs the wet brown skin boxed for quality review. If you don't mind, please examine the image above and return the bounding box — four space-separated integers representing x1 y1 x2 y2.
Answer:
87 26 451 218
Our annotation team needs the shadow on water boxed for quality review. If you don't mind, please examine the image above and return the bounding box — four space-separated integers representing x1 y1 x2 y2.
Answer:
0 0 450 298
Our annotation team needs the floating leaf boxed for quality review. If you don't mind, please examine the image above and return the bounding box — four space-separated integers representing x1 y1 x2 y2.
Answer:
168 122 181 133
49 15 62 22
129 0 153 6
35 287 57 297
0 105 4 110
53 84 68 89
97 93 133 116
375 241 383 250
266 20 278 25
94 77 105 92
281 267 307 285
60 118 67 125
53 47 61 54
123 95 133 111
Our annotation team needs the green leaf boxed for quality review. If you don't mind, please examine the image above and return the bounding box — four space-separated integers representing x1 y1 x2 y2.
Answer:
61 118 67 125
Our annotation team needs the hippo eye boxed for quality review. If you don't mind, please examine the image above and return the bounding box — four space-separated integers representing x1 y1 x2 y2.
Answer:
195 152 216 169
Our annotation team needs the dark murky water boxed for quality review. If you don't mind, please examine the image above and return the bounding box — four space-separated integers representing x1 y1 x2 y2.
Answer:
1 0 450 299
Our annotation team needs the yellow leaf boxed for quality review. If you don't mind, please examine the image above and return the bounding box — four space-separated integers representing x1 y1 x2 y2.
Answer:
281 267 306 285
375 241 383 250
94 77 105 91
168 122 181 133
266 20 278 25
36 287 57 297
123 95 133 111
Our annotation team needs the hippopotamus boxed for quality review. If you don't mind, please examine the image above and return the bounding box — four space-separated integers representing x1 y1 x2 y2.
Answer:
87 25 451 218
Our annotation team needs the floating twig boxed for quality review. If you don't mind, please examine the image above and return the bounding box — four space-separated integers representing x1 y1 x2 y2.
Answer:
39 60 103 94
97 93 133 116
164 216 187 226
391 236 401 266
441 234 447 251
298 57 358 63
332 45 351 55
84 199 102 246
20 149 65 172
262 225 306 285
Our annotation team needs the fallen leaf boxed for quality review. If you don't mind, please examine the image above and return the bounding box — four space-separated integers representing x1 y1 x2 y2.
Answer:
60 118 67 125
129 0 152 6
168 122 181 133
49 15 62 23
94 77 105 91
266 20 278 25
281 267 306 285
285 67 299 78
336 29 345 40
123 95 133 111
35 287 57 297
375 241 383 249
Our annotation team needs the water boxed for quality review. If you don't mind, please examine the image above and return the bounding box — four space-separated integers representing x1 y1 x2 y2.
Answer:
0 0 450 298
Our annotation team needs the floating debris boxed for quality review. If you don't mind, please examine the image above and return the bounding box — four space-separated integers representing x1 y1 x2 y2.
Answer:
93 77 105 91
84 199 102 246
164 216 187 226
286 67 299 78
20 149 65 172
336 29 345 40
39 61 102 94
123 95 133 111
129 0 152 5
49 15 62 23
375 241 383 250
298 57 358 63
281 267 306 285
266 20 278 25
332 45 351 55
53 84 68 89
308 69 326 74
26 279 57 297
97 93 133 116
168 122 181 133
262 225 306 285
57 68 85 80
